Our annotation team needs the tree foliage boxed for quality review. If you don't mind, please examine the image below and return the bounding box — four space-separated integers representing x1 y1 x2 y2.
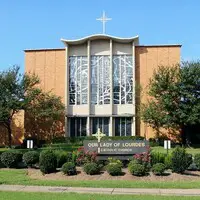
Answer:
142 61 200 141
0 66 64 146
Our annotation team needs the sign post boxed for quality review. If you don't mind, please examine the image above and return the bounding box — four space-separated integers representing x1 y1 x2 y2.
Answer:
164 140 171 154
27 140 33 149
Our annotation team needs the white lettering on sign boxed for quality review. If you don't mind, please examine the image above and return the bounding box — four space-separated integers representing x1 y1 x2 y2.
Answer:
88 143 98 148
100 143 113 147
114 143 120 147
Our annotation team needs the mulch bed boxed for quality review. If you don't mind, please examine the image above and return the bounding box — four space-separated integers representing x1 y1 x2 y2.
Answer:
27 167 200 182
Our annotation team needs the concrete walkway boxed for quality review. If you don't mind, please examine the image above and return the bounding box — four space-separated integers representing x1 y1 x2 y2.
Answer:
1 185 200 196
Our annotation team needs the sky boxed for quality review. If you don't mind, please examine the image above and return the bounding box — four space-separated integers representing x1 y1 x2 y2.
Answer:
1 0 200 72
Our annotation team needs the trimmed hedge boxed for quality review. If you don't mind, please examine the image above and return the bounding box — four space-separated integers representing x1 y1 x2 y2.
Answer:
128 163 146 176
55 151 72 168
171 147 192 174
23 151 39 167
83 162 100 175
152 163 166 175
194 154 200 170
39 150 57 174
52 136 145 144
106 163 122 176
61 162 77 175
151 152 166 165
0 151 22 168
164 154 172 169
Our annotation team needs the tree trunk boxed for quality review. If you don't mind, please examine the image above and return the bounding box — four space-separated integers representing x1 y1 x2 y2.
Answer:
5 121 12 148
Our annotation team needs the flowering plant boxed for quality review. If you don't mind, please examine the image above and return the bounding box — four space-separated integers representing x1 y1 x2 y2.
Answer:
75 146 97 166
132 146 151 170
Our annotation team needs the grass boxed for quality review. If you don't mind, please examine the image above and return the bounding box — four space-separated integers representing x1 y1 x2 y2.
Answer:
1 169 200 189
1 192 200 200
152 146 200 155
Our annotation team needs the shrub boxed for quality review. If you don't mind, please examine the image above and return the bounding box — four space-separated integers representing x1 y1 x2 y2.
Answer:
0 151 21 168
108 157 123 167
164 154 172 169
151 152 165 165
61 162 77 175
152 163 166 175
133 150 151 171
55 151 72 168
75 147 97 166
149 138 159 147
194 154 200 170
83 162 100 175
171 147 192 173
106 163 122 176
39 150 57 174
23 151 39 167
128 163 146 176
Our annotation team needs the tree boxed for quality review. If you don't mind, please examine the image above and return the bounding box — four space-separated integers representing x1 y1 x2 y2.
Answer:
25 92 65 142
141 61 200 143
0 66 64 147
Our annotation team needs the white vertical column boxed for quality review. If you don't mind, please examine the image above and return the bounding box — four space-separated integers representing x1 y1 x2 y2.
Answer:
65 44 69 137
109 39 113 136
132 41 136 136
87 40 91 136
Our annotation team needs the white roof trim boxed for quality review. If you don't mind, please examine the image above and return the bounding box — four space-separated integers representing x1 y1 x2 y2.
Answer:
61 34 139 45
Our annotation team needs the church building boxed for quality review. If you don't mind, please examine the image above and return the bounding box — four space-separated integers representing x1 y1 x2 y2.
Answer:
24 13 181 139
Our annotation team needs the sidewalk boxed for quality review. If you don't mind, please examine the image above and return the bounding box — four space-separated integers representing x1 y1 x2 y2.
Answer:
1 185 200 196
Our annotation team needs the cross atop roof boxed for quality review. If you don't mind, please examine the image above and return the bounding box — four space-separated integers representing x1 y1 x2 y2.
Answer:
96 11 112 34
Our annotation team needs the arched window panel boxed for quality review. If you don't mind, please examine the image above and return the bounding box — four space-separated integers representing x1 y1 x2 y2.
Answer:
69 56 88 105
113 55 133 104
91 55 111 105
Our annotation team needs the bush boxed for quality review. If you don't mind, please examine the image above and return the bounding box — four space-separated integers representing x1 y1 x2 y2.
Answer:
194 154 200 170
23 151 39 167
75 147 97 166
152 163 166 175
133 150 151 171
39 150 57 174
149 138 159 147
83 162 100 175
171 147 192 173
55 151 72 168
106 163 122 176
0 151 21 168
107 157 123 167
164 154 172 169
61 162 77 175
151 152 165 165
128 163 146 176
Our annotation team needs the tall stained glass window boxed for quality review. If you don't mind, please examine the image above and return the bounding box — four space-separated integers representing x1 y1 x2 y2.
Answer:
113 55 133 104
69 56 88 105
91 56 110 104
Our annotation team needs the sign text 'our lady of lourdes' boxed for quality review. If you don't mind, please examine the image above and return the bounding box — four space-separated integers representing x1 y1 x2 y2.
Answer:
84 128 149 155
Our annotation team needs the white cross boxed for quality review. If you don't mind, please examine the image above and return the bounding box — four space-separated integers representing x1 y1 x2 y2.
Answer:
92 128 106 153
96 11 112 34
93 128 106 143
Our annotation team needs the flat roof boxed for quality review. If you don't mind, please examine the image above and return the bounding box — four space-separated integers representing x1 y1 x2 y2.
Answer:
24 44 181 52
136 44 181 47
24 48 65 52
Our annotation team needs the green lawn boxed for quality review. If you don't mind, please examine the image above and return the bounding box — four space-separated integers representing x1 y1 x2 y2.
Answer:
1 169 200 189
1 192 200 200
